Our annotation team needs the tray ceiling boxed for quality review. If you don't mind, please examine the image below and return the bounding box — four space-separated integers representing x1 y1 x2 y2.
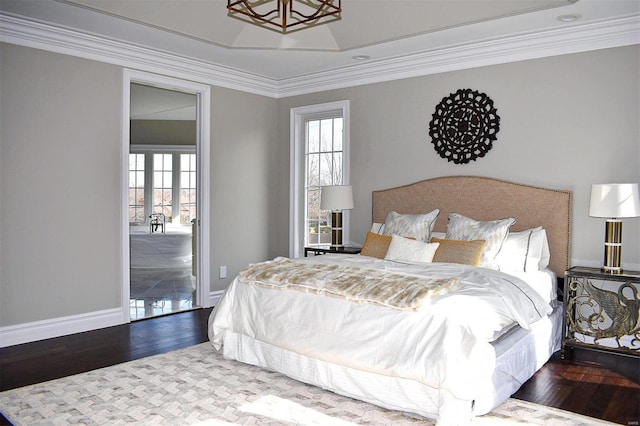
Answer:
0 0 637 82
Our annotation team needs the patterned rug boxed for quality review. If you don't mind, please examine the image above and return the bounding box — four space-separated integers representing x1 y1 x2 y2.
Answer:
0 343 613 425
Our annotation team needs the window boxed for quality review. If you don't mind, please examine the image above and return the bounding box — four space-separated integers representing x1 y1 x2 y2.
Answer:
153 153 173 218
305 117 344 246
290 101 350 257
180 154 197 223
128 153 145 224
128 147 196 225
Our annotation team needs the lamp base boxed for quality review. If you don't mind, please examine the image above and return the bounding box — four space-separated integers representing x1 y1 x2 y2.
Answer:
601 266 623 275
601 219 623 274
330 211 343 248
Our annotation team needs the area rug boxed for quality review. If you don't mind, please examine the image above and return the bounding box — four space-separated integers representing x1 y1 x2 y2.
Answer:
0 343 613 425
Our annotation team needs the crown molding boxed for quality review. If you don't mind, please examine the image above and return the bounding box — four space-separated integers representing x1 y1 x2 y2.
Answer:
277 15 640 97
0 13 279 98
1 12 638 99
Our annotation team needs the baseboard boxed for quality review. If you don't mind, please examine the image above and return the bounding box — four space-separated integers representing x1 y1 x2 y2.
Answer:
209 290 225 307
0 308 125 348
0 292 226 348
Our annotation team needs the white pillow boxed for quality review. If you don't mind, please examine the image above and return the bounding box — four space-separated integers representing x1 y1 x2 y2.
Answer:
384 235 440 263
382 209 440 242
370 222 385 234
538 229 551 270
496 227 538 272
495 227 550 272
445 213 515 269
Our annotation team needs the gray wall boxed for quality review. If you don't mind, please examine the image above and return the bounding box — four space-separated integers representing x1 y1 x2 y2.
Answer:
210 86 279 291
1 43 122 325
0 43 279 326
1 41 638 332
130 120 196 146
276 46 640 270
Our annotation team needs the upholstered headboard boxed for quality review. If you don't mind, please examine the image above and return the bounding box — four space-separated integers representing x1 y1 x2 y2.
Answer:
372 176 572 276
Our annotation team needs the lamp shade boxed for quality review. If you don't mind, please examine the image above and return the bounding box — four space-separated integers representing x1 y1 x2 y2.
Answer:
321 185 354 211
589 183 640 218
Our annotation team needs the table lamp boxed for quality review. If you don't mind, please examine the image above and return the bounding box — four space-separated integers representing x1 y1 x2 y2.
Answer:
589 183 640 274
320 185 354 248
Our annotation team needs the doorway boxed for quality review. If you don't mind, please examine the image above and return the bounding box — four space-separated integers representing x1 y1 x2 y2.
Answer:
121 70 211 322
129 84 196 319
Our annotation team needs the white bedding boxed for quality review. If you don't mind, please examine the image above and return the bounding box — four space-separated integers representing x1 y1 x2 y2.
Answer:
217 302 563 423
209 254 557 424
506 268 557 305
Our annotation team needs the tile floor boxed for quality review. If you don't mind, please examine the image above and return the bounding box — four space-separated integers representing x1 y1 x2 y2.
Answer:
129 229 195 320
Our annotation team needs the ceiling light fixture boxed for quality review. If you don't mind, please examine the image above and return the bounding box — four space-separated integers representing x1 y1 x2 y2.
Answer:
227 0 342 34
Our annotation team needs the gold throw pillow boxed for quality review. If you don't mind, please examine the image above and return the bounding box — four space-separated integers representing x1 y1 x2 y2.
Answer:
431 237 486 266
360 232 392 259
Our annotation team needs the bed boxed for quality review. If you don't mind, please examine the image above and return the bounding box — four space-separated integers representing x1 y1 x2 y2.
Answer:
208 176 572 425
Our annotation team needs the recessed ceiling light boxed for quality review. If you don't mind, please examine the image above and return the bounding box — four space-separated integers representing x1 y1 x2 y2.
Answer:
557 14 581 22
352 55 370 61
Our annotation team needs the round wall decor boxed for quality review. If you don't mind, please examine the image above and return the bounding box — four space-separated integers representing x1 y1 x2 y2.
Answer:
428 88 500 164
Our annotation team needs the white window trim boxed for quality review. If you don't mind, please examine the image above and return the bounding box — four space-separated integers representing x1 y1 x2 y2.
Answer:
127 150 197 225
289 100 350 258
130 144 196 153
129 146 197 225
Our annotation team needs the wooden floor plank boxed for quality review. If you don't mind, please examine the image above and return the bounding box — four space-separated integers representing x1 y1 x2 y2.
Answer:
512 350 639 425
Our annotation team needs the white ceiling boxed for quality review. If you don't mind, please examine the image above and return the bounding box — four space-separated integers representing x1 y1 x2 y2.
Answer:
64 0 575 51
1 0 638 82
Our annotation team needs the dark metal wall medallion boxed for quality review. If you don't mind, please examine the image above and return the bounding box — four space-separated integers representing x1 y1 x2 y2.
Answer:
428 89 500 164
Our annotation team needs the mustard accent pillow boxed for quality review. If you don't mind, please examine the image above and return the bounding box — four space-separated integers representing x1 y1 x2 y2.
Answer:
431 237 486 266
360 232 392 259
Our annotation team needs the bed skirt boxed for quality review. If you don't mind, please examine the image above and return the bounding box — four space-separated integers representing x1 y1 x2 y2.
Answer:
217 301 563 425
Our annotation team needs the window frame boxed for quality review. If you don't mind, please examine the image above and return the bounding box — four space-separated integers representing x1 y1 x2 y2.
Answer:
290 101 350 258
179 153 197 224
128 153 146 224
129 144 196 226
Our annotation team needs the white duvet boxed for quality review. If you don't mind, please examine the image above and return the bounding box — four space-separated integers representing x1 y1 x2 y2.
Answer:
209 254 552 403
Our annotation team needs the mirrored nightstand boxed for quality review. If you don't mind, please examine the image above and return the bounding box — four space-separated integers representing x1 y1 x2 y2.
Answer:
562 266 640 358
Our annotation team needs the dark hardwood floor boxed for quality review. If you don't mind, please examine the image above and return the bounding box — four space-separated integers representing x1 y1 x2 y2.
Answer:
1 307 638 425
513 348 639 425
